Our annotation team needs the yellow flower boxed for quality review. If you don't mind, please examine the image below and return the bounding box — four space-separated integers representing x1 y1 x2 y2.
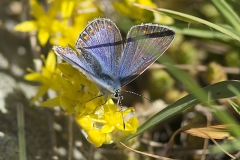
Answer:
88 128 110 147
113 0 174 24
24 51 61 104
19 0 139 147
57 63 105 115
50 0 103 46
39 62 139 147
14 0 103 46
14 0 64 46
75 99 139 147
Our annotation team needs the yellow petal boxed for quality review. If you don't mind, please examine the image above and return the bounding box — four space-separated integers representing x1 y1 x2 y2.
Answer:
75 116 93 131
40 97 60 107
30 0 45 18
60 96 75 114
49 77 61 91
14 21 38 32
61 0 75 19
103 102 117 113
45 51 56 72
138 0 156 7
122 107 135 117
101 124 114 133
57 63 78 79
122 122 133 132
38 28 50 46
89 114 106 123
109 112 124 130
87 129 105 147
104 133 112 144
85 100 98 114
106 99 114 105
61 84 80 99
30 85 49 104
127 117 139 134
24 72 48 83
47 0 61 18
74 102 86 117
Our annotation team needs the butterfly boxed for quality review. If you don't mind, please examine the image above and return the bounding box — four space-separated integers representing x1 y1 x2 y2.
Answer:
53 18 175 104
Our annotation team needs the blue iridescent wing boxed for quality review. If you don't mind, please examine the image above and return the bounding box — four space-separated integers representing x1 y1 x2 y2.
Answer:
117 24 175 86
75 18 124 75
52 45 121 95
52 46 99 78
53 18 124 94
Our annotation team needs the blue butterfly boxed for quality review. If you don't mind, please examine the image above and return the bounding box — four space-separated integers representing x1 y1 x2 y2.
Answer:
53 18 175 103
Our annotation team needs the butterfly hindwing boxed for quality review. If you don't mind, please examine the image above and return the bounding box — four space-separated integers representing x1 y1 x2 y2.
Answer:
75 18 124 75
118 24 175 86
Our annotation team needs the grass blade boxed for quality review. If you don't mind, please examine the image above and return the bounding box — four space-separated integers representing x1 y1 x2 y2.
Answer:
123 80 240 141
212 0 240 31
133 3 240 41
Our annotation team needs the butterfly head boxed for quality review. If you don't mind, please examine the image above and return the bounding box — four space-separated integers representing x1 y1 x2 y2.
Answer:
113 89 123 105
113 89 123 99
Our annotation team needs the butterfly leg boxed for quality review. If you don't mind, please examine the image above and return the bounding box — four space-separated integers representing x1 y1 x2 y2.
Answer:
86 95 104 103
86 95 109 113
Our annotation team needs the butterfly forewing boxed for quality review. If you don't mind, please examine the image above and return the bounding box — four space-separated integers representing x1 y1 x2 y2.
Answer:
118 24 175 86
52 46 101 79
75 18 124 75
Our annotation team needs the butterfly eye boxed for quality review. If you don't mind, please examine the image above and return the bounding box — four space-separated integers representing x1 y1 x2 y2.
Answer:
113 89 123 100
114 92 119 98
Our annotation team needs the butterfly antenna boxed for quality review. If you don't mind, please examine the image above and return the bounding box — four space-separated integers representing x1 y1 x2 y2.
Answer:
121 90 154 102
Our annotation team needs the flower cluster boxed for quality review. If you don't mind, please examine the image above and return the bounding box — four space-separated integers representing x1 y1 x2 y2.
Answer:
15 0 102 46
26 51 138 147
15 0 175 147
56 62 138 147
75 101 138 147
24 51 61 104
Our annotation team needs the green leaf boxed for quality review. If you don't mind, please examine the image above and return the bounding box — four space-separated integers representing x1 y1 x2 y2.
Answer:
171 24 234 40
123 80 240 142
133 3 240 41
212 0 240 31
228 100 240 115
211 139 240 153
227 85 240 115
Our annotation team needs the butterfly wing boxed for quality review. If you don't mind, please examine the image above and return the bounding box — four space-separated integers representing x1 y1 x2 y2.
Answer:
53 46 101 80
117 24 175 86
75 18 124 76
53 18 124 94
